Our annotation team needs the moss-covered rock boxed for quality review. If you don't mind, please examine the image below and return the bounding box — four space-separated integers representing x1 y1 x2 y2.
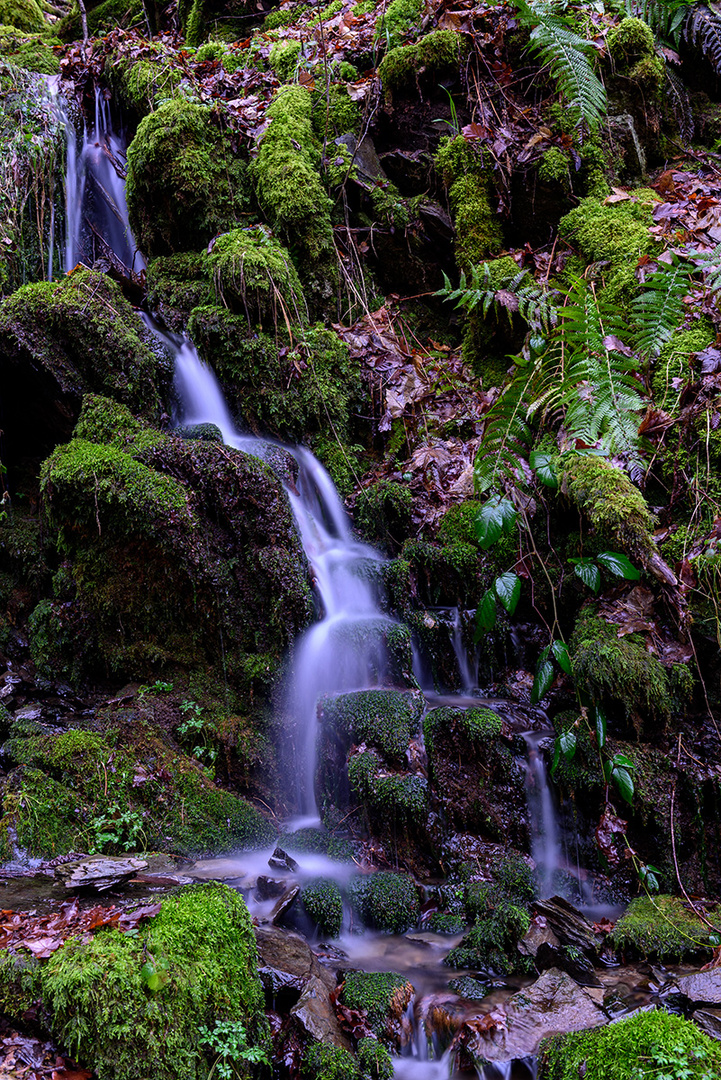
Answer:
560 453 656 564
301 877 343 937
319 689 423 764
434 135 503 273
652 323 714 412
0 272 172 463
607 16 655 64
539 1008 721 1080
126 98 251 258
357 1038 393 1080
57 0 144 40
379 29 463 93
0 883 270 1080
0 0 45 32
341 970 414 1047
349 871 420 933
445 856 534 975
207 225 306 325
353 481 413 554
302 1042 359 1080
146 252 213 332
0 25 59 71
610 895 721 961
109 47 184 116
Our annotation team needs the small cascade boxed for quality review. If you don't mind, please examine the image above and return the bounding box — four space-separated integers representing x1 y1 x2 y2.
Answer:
522 732 562 900
450 607 477 693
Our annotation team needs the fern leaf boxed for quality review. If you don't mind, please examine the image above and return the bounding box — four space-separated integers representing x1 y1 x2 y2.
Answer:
665 66 694 142
626 0 693 45
632 256 689 359
518 0 607 131
684 4 721 74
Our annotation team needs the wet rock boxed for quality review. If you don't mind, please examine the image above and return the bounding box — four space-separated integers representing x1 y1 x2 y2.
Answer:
518 914 561 958
55 855 148 891
270 885 301 924
532 897 603 956
520 913 601 987
257 876 287 900
458 968 607 1064
448 976 490 1001
269 846 299 873
694 1007 721 1041
254 925 336 992
291 974 351 1049
674 969 721 1005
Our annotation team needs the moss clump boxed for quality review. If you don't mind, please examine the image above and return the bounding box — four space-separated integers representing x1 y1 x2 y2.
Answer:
652 323 714 412
126 98 251 258
607 16 655 63
379 29 462 91
446 857 534 975
424 706 501 754
207 225 306 326
283 827 353 861
610 895 721 961
303 1043 359 1080
341 971 414 1038
0 25 59 71
311 83 360 140
263 5 308 29
558 192 659 304
301 877 343 937
269 37 301 80
538 147 571 188
570 608 673 728
374 0 420 46
31 884 269 1080
146 252 213 332
320 689 424 763
434 135 502 274
353 481 412 553
0 0 45 31
250 85 336 306
349 872 420 933
57 0 144 39
629 53 665 96
348 749 428 823
110 52 184 116
357 1038 393 1080
539 1008 721 1080
560 453 655 563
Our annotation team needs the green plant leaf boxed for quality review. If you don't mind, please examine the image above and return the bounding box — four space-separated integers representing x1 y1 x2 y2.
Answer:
559 728 577 760
551 738 561 776
529 450 558 488
550 639 572 674
594 706 606 750
570 558 601 593
596 551 641 580
475 589 497 636
611 753 636 770
531 658 554 703
495 571 521 614
612 766 634 804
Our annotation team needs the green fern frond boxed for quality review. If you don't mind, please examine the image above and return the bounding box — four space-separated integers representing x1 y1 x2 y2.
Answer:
631 256 689 359
517 0 607 131
691 241 721 290
684 3 721 74
626 0 693 45
475 371 537 494
437 263 557 335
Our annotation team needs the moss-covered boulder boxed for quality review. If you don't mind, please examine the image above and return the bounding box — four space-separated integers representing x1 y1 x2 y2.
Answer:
57 0 144 40
0 25 59 71
33 396 312 683
0 272 172 464
109 45 184 116
207 225 306 325
560 453 656 564
301 877 343 937
348 871 420 934
341 970 414 1049
126 98 251 257
0 883 270 1080
0 0 45 32
423 706 527 845
610 895 721 962
539 1008 721 1080
379 30 464 94
434 134 503 274
146 251 213 331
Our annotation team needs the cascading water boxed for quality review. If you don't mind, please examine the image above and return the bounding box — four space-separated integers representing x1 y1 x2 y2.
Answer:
522 732 562 900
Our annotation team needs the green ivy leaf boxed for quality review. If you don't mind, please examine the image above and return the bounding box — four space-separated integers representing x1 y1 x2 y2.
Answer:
495 571 521 615
474 589 497 637
550 639 572 674
596 551 641 580
612 766 634 804
474 496 518 549
531 659 554 703
570 558 601 593
529 450 558 489
559 728 577 761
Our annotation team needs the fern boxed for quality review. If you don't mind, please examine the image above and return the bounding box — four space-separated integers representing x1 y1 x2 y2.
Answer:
665 66 694 142
474 357 539 493
516 0 607 131
625 0 693 45
438 263 557 336
631 256 690 359
691 242 721 290
684 4 721 74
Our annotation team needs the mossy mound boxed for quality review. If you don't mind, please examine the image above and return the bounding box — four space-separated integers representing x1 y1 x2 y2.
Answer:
349 871 420 933
653 323 714 413
186 309 363 442
146 251 213 332
379 29 463 93
34 397 312 683
607 16 655 64
57 0 144 40
302 1042 359 1080
560 453 656 564
341 970 414 1045
301 877 343 937
207 225 306 325
539 1008 721 1080
319 689 424 764
357 1039 393 1080
348 748 428 823
434 135 502 273
126 98 251 258
0 272 172 463
0 0 45 32
250 85 336 308
0 24 59 71
1 720 275 857
353 481 413 554
282 826 354 861
109 48 184 116
445 856 534 974
610 895 721 961
0 883 269 1080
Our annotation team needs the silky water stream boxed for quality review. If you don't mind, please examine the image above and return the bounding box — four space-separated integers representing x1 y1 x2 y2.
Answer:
48 89 615 1079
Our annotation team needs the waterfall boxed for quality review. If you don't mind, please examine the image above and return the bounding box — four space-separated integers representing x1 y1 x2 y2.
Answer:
522 732 562 900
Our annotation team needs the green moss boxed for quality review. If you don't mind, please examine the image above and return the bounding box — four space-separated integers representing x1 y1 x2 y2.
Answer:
263 4 308 29
269 37 301 80
283 827 353 861
33 883 269 1080
423 706 501 756
629 53 665 96
342 971 414 1036
652 323 714 412
559 191 659 303
0 0 45 31
607 16 655 63
348 749 428 822
126 98 251 258
58 0 144 39
570 608 673 728
0 25 59 71
207 225 306 325
146 251 213 331
250 85 336 306
301 877 343 936
353 481 412 552
445 898 531 974
539 1008 721 1080
610 895 721 961
303 1043 359 1080
357 1038 393 1080
73 394 160 451
538 147 571 188
111 52 184 116
320 689 423 763
560 453 656 562
349 872 420 933
379 29 462 91
434 136 502 273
